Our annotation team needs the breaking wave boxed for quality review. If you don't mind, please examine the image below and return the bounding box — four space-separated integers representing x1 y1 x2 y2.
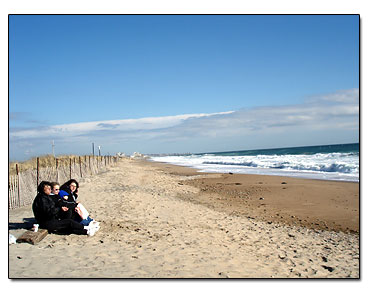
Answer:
150 144 359 182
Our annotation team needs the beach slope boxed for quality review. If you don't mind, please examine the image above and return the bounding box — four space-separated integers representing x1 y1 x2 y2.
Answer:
9 158 359 278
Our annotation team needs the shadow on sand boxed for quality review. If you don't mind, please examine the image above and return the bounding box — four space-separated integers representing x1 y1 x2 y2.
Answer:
9 217 37 230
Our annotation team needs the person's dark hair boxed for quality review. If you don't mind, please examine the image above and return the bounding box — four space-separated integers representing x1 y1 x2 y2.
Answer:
61 179 79 193
37 181 52 194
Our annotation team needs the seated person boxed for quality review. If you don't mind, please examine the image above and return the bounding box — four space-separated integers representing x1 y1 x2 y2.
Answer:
50 182 78 220
33 181 99 236
60 179 80 203
52 181 99 227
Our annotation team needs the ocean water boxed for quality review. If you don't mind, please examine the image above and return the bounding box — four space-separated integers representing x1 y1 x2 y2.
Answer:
150 143 359 182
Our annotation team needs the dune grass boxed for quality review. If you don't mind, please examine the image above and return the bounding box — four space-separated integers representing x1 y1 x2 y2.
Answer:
9 154 93 176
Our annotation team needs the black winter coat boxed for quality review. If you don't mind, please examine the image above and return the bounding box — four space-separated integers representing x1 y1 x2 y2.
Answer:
32 193 62 225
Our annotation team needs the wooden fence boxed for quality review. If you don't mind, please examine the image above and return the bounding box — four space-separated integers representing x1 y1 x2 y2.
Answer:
8 155 119 209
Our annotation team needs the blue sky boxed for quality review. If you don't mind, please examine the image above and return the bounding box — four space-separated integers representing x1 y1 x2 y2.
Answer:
9 15 359 160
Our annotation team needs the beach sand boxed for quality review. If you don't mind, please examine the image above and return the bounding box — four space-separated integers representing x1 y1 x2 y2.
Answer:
145 161 359 233
8 158 359 278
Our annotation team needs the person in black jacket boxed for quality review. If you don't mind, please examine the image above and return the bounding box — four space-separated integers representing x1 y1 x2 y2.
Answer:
32 181 98 236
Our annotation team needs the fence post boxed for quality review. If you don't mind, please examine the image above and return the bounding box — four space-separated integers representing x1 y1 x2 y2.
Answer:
79 156 82 178
36 157 39 187
56 158 59 183
70 158 72 179
16 164 20 207
10 176 14 209
89 156 91 173
8 176 11 209
12 175 15 209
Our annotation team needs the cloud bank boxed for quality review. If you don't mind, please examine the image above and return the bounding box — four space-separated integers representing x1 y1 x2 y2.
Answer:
9 89 359 160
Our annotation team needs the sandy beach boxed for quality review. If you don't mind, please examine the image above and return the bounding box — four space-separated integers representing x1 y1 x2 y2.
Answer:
8 158 359 278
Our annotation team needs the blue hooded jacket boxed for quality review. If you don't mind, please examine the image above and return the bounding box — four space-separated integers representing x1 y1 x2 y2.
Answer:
58 190 69 199
58 190 76 209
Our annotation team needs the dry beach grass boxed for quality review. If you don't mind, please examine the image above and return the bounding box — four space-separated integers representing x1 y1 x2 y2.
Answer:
8 158 359 278
9 154 85 175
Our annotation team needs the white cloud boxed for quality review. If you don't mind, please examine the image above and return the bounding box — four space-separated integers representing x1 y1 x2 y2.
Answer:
10 111 235 139
306 88 359 104
9 89 359 160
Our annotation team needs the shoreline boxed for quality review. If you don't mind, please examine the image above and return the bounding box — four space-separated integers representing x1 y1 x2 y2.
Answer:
147 158 359 183
145 158 359 183
142 159 359 234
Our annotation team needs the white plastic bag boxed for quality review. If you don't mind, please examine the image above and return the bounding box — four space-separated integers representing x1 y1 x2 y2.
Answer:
9 234 17 244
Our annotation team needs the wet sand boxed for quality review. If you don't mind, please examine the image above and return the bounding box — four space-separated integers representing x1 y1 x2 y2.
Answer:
143 160 359 233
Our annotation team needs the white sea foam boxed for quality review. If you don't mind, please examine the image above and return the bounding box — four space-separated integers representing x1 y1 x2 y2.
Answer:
150 152 359 182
